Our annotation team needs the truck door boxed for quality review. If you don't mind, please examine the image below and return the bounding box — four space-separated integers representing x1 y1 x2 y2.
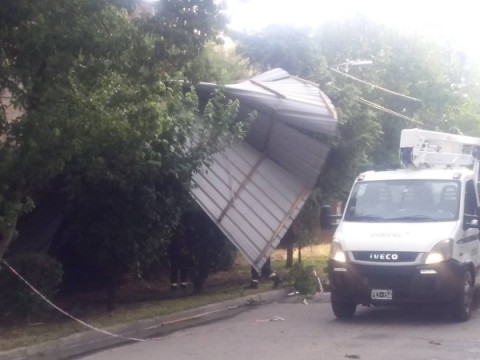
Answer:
462 180 480 271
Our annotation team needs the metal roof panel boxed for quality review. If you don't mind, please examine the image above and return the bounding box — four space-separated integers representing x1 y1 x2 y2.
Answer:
193 69 337 270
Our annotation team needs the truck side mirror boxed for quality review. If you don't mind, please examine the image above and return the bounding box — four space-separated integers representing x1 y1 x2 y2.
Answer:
320 205 341 229
464 214 479 230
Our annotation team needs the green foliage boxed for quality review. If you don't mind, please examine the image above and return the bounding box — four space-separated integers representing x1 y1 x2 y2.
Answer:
0 0 148 258
184 42 253 83
316 16 480 173
138 0 228 74
0 253 63 320
175 206 237 294
232 25 327 79
284 263 318 298
0 0 244 276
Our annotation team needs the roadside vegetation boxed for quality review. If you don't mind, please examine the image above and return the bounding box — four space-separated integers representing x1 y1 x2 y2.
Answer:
0 242 330 352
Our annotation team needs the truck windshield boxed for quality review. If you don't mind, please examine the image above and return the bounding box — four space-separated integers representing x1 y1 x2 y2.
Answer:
344 179 460 222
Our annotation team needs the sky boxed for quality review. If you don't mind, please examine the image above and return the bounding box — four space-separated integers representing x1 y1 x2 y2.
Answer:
225 0 480 64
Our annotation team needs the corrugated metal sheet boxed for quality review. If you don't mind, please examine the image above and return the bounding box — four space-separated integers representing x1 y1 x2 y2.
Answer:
193 69 337 271
191 142 309 268
246 116 331 187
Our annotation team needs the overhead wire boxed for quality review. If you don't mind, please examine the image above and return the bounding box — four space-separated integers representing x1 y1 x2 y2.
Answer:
328 67 422 103
326 84 421 124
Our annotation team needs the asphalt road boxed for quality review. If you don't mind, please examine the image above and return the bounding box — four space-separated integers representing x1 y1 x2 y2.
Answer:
79 293 480 360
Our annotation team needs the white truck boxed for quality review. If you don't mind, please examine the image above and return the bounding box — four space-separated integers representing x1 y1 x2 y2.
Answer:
327 128 480 321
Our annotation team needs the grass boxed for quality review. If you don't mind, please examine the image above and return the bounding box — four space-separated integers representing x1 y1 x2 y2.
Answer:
0 241 331 352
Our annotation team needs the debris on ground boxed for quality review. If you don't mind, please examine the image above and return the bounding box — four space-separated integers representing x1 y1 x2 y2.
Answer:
256 316 286 322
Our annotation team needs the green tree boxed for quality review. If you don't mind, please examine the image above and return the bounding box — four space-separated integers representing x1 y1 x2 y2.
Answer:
184 41 253 84
0 0 244 274
316 16 480 170
171 205 237 294
138 0 228 75
232 24 326 78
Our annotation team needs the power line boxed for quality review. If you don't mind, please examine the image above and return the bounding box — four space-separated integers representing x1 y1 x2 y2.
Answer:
328 67 422 103
327 84 421 124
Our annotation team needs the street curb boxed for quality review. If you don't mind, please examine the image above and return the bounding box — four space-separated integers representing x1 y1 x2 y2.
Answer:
0 289 288 360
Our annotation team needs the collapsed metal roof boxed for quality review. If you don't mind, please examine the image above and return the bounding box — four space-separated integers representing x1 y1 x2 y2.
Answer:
193 69 337 271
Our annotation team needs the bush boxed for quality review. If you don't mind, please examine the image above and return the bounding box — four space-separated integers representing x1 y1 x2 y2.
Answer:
0 253 63 321
173 207 237 294
284 263 318 298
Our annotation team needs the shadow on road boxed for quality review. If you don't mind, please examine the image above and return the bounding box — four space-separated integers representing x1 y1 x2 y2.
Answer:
319 289 480 326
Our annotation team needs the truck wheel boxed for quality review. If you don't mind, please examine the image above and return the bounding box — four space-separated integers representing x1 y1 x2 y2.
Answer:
331 290 356 319
451 270 474 322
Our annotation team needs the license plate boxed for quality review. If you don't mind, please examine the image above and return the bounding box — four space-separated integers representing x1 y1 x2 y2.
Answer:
371 289 393 300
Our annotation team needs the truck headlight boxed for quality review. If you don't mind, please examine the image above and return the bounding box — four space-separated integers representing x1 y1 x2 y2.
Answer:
425 239 453 265
329 239 346 263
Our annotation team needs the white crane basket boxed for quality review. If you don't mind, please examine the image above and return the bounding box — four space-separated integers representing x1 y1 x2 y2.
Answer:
400 128 480 169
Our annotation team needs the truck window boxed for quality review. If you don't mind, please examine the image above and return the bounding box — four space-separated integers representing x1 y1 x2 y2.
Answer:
344 180 460 222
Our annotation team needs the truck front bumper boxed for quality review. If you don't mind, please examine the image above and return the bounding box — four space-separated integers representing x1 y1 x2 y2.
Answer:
327 259 466 305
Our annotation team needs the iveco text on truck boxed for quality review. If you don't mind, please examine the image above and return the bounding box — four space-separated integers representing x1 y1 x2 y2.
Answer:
327 128 480 321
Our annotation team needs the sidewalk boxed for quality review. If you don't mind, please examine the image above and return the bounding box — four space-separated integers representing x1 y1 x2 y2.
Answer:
0 289 288 360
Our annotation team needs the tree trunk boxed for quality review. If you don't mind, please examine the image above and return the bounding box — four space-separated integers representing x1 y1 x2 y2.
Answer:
106 272 117 313
298 246 302 264
282 227 295 268
0 212 19 262
105 257 122 313
286 245 293 268
192 276 204 294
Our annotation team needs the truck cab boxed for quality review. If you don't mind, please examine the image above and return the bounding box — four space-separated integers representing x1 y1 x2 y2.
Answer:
327 129 480 321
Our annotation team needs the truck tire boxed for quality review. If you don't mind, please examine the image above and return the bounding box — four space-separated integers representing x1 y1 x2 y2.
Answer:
331 290 356 319
451 270 474 322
